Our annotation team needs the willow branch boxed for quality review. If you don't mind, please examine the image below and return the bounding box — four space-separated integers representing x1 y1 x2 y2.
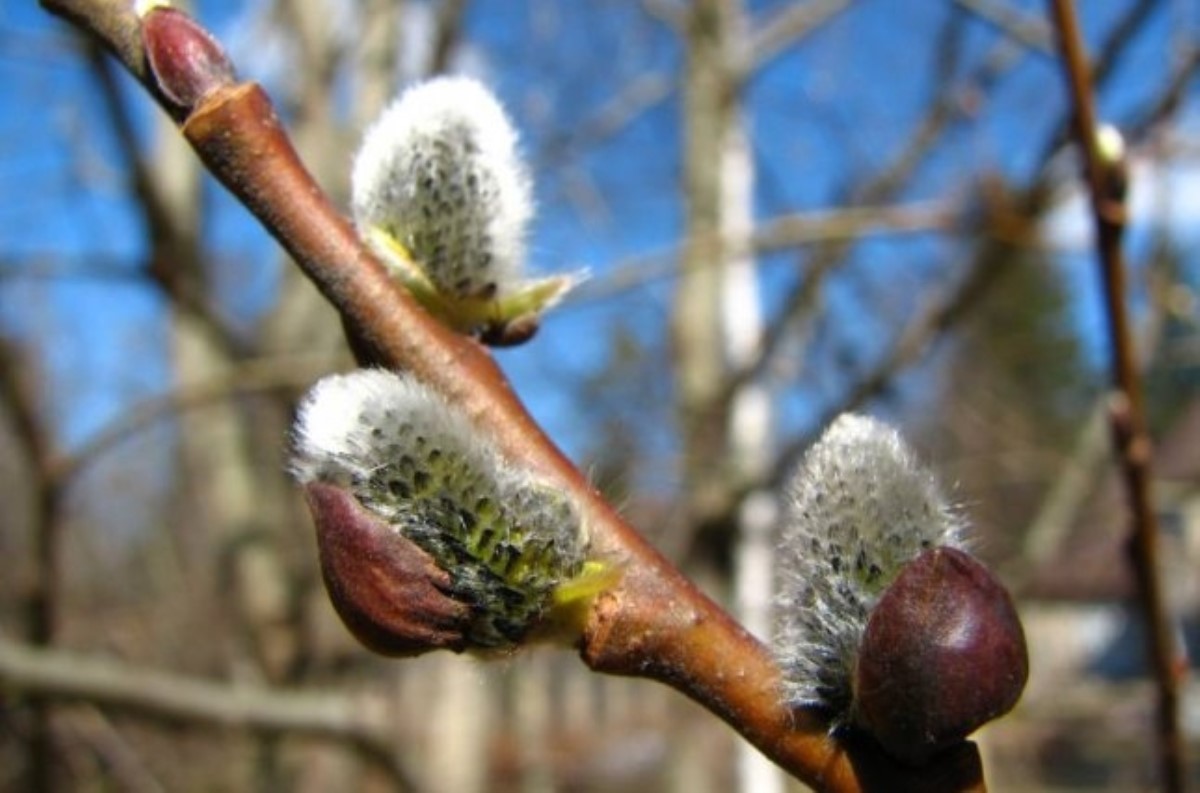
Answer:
1047 2 1187 791
39 2 986 790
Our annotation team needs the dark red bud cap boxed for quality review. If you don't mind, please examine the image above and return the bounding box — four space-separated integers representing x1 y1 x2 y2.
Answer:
479 315 540 347
305 482 469 656
141 7 236 109
854 546 1028 765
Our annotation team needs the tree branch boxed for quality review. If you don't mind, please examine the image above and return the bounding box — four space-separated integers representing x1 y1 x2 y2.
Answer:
0 636 415 789
744 0 852 75
769 263 1003 489
574 202 954 307
953 0 1053 54
47 354 336 488
0 333 68 791
1047 2 1187 790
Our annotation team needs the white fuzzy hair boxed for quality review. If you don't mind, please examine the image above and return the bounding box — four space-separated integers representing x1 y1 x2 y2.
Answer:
291 368 471 486
350 76 532 298
774 414 965 724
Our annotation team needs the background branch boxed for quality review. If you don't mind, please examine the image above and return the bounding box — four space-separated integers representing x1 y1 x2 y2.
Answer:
1048 1 1187 790
0 636 415 790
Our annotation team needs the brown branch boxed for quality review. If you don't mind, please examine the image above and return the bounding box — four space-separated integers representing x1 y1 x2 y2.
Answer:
0 337 67 791
428 0 469 75
39 2 987 790
57 706 166 793
0 636 415 790
1015 264 1173 591
1034 0 1158 168
1047 2 1187 791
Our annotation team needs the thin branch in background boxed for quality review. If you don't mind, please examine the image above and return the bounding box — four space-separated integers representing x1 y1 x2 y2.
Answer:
1127 46 1200 140
1047 2 1187 791
84 39 252 360
428 0 468 75
769 263 1003 489
742 31 1027 421
58 705 167 793
0 637 416 791
1015 264 1173 591
536 72 674 167
572 200 956 306
953 0 1054 54
0 338 66 792
47 353 338 488
743 0 852 75
759 0 1163 508
1034 0 1159 168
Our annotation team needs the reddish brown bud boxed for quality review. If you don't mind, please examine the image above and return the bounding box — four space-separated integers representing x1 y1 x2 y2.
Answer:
305 482 469 656
854 546 1028 765
141 7 236 110
478 314 540 347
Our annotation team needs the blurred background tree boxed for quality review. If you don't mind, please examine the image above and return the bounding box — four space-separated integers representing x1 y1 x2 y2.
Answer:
1 1 1198 791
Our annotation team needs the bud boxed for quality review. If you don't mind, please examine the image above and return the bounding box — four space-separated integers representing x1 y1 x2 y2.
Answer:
1095 123 1129 204
775 414 1027 764
351 77 579 346
854 546 1028 765
291 369 601 652
305 481 469 655
140 4 237 110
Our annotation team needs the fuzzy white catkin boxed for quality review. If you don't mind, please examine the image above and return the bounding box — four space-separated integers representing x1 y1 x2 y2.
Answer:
774 414 965 724
291 369 586 647
351 76 532 298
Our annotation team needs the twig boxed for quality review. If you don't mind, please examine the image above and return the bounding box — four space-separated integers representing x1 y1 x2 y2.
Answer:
572 201 955 306
47 354 336 488
769 263 1003 489
428 0 469 75
0 637 415 790
0 338 66 791
742 0 852 75
953 0 1053 54
1047 2 1187 791
39 2 987 790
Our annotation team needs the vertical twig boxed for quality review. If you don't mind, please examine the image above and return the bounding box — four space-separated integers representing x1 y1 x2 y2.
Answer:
0 341 66 791
1047 2 1187 791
